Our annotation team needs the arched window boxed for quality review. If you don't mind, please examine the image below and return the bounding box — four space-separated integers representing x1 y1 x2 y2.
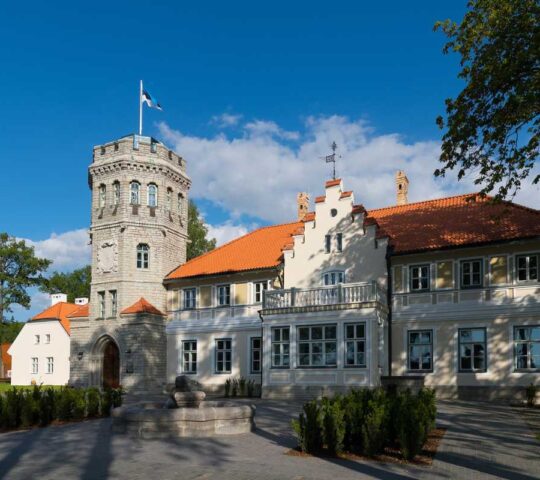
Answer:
136 244 149 269
147 184 158 207
166 187 173 211
130 181 140 205
113 181 120 206
98 184 106 208
178 192 184 216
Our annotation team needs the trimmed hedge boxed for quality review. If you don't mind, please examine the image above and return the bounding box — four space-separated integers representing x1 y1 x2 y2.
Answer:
0 385 124 431
292 387 436 461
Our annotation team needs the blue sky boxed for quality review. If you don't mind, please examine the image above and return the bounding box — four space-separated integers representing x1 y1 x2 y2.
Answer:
1 1 537 320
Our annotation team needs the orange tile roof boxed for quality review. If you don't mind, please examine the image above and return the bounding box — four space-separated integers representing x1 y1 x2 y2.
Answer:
1 343 11 373
315 195 326 203
340 191 353 198
67 303 89 318
121 297 164 316
325 179 341 188
166 221 303 279
367 193 540 254
32 302 80 335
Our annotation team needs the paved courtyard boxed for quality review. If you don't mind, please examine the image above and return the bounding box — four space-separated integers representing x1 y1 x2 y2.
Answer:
0 399 538 480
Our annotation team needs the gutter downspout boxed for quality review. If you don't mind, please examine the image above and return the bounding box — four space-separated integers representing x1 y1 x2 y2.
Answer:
258 309 264 396
386 248 394 377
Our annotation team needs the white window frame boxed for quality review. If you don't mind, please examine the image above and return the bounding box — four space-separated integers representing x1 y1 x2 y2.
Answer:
460 259 483 289
136 244 149 269
516 254 538 282
217 284 231 307
271 327 290 369
110 290 117 317
407 329 433 372
45 334 50 344
458 328 487 372
113 181 120 206
46 357 54 374
514 325 540 371
344 322 366 367
410 265 430 292
182 340 197 374
130 181 140 205
147 183 158 207
322 271 345 286
98 184 106 208
297 324 337 368
215 338 232 373
250 337 262 373
98 291 105 318
183 288 197 310
31 357 38 374
254 281 269 303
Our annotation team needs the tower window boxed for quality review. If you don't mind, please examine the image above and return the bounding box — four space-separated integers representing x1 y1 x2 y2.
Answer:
147 184 158 207
178 193 184 216
137 244 149 269
110 290 118 316
336 233 343 252
98 184 106 208
113 181 120 206
166 188 173 210
130 181 140 205
325 234 331 253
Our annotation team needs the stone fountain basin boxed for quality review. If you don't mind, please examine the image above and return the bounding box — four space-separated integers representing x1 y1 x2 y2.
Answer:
112 401 256 439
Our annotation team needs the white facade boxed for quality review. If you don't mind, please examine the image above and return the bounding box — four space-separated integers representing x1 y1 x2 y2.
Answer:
8 320 70 386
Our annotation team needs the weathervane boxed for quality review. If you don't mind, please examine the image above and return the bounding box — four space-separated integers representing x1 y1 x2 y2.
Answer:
324 141 340 180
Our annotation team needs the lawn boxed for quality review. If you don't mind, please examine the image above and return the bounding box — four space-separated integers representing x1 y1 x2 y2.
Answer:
0 383 65 393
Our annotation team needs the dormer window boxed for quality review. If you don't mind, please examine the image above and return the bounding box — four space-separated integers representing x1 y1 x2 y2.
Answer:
323 271 345 285
147 184 158 207
98 184 106 208
130 181 140 205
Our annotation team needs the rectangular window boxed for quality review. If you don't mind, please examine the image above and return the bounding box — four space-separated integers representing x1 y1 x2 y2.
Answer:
325 234 331 253
46 357 54 374
250 337 262 373
516 254 538 282
110 290 117 317
461 259 483 288
254 281 268 303
410 265 430 291
459 328 487 372
408 330 433 371
45 334 50 344
113 182 120 206
215 338 232 373
297 325 337 367
31 357 38 374
217 284 231 306
336 233 343 252
98 291 105 318
514 326 540 371
322 271 345 285
183 340 197 374
34 335 40 344
271 327 290 368
345 323 366 367
183 288 197 309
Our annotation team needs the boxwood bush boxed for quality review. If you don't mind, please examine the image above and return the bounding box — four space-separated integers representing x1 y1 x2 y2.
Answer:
291 387 437 461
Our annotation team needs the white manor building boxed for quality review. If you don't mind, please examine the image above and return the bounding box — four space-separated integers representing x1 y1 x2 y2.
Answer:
22 134 539 401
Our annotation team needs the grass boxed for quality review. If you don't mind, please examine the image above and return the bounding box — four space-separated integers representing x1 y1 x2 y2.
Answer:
0 383 65 393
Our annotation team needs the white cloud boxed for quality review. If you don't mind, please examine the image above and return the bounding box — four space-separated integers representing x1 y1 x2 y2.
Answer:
211 113 243 128
206 221 252 246
161 115 537 224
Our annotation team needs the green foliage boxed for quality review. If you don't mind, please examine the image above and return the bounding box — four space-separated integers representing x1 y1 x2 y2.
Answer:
0 233 51 324
100 389 113 417
2 388 23 428
224 378 231 398
292 400 323 454
418 388 437 431
321 397 345 454
56 388 74 421
397 392 427 461
86 388 100 417
0 319 24 344
38 388 56 426
361 392 387 456
526 383 537 407
434 0 540 200
40 265 91 304
238 377 246 396
187 200 217 261
246 379 256 398
20 393 40 427
231 378 238 397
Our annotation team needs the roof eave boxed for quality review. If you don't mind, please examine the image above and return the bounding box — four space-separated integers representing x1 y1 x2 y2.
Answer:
164 265 281 284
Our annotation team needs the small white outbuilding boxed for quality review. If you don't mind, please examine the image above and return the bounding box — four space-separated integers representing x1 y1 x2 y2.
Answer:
8 294 88 386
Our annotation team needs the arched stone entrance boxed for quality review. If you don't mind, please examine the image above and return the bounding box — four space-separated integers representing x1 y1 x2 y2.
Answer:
91 335 121 389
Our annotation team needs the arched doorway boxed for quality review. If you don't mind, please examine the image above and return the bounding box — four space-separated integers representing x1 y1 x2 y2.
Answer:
102 339 120 389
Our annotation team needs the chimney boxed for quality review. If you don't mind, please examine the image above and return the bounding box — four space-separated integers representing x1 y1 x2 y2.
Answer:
75 297 89 305
396 171 409 205
50 293 68 305
297 192 309 221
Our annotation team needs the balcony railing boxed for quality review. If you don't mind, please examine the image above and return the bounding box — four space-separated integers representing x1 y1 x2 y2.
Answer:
263 281 386 310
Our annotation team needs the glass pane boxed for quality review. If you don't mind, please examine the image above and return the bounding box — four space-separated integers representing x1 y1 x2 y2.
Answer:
421 353 431 370
282 344 290 354
460 330 471 342
409 332 419 344
273 329 281 342
517 356 528 369
471 329 485 342
273 355 281 366
283 355 289 366
312 354 323 366
357 341 365 353
461 357 471 370
356 324 365 338
531 356 540 369
531 327 540 341
516 328 528 341
357 352 365 366
531 343 540 356
326 351 337 365
518 256 527 269
225 340 231 349
312 342 323 354
253 338 261 349
516 343 528 356
325 326 336 339
473 344 485 356
461 345 471 357
311 327 323 340
420 332 431 344
325 342 336 354
299 328 309 341
346 343 355 364
299 342 309 354
282 329 290 341
346 325 354 339
474 357 485 370
299 354 309 366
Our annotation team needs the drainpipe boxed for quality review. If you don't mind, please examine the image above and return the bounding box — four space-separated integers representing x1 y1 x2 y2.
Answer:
386 248 394 377
258 308 264 396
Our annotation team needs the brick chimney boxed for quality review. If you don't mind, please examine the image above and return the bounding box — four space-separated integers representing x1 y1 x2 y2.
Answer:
396 171 409 205
297 192 309 221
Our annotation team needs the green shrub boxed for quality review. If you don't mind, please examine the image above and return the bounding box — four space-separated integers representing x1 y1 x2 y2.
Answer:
71 389 85 420
231 379 238 397
238 377 246 396
111 388 123 408
322 397 345 454
56 388 74 421
398 393 426 461
224 378 231 397
342 389 367 452
418 388 436 431
362 393 387 456
101 389 113 416
526 383 537 407
246 380 255 398
86 388 101 418
39 388 56 426
20 393 40 428
292 400 323 454
3 388 23 428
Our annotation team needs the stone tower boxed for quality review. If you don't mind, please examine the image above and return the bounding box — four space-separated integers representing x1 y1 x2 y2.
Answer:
395 170 409 206
297 192 309 221
69 135 190 393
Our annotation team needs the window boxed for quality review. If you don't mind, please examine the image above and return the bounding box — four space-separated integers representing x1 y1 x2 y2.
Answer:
34 335 40 344
217 284 231 306
46 357 54 374
336 233 343 252
113 181 120 206
410 265 430 291
136 244 149 269
215 338 232 373
98 291 105 318
298 325 337 367
98 184 106 208
461 259 483 288
408 330 433 371
130 181 140 205
345 323 366 367
514 326 540 370
254 281 268 303
31 357 38 374
183 340 197 374
459 328 487 372
251 337 262 373
517 254 538 282
166 188 172 210
325 234 331 253
271 327 290 368
110 290 117 316
178 193 184 216
147 183 158 207
45 334 50 344
183 288 196 309
322 271 345 285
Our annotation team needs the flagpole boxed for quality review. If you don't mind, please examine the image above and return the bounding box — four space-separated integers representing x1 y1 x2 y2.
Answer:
139 80 143 136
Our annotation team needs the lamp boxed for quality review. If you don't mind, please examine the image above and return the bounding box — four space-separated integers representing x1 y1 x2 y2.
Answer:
77 351 84 361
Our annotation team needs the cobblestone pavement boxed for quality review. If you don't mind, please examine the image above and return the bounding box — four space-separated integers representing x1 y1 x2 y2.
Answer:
0 399 538 480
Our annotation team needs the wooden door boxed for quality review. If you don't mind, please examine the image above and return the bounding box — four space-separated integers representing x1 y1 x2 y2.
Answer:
102 341 120 389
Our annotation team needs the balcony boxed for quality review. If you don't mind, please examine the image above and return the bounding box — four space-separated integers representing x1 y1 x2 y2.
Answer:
262 281 387 313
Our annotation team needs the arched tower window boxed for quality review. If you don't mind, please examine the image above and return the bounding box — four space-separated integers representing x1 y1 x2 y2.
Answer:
130 181 140 205
136 243 149 269
147 184 158 207
166 187 173 211
178 192 184 216
98 184 106 208
113 181 120 206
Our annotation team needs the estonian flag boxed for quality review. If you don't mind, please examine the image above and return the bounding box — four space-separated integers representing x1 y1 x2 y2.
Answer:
142 88 162 110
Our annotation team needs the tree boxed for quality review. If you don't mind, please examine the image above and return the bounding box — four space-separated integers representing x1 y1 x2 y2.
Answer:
434 0 540 199
187 200 217 260
40 265 91 303
0 233 51 323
